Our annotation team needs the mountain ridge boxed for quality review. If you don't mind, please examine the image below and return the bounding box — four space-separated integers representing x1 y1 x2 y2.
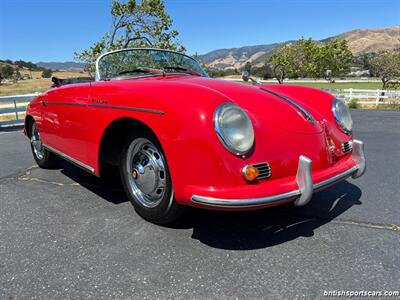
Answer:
36 61 85 71
198 26 400 70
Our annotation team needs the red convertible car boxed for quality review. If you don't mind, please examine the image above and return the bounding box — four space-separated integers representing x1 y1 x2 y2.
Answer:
25 48 366 224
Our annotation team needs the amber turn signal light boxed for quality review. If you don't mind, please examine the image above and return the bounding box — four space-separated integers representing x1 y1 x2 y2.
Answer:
242 165 259 181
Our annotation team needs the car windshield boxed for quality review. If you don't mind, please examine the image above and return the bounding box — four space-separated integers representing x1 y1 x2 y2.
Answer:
96 48 208 80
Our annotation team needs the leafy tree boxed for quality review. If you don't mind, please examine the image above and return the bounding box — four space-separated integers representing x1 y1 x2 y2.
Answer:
205 67 238 78
269 38 352 83
0 65 14 84
252 63 274 80
314 39 352 82
75 0 185 75
192 52 199 61
368 51 400 89
263 63 274 80
2 65 14 77
268 43 298 83
270 38 319 80
13 67 21 83
41 69 53 78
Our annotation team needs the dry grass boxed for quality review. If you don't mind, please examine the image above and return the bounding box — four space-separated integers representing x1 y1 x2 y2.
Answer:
349 98 400 109
0 71 89 96
0 113 26 123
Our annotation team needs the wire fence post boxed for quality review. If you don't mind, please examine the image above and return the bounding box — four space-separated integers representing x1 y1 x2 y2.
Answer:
376 89 380 106
0 93 38 127
14 99 19 121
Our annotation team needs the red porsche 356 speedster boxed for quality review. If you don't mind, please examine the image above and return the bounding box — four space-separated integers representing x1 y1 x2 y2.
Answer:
25 48 366 224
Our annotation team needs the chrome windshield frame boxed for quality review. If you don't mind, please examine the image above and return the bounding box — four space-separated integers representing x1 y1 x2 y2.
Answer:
95 48 204 81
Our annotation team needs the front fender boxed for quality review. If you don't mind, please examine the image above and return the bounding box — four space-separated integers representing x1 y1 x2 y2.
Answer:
261 84 353 144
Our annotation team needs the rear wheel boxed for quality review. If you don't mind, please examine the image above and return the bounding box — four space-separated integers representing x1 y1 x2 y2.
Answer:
29 122 57 168
119 133 185 225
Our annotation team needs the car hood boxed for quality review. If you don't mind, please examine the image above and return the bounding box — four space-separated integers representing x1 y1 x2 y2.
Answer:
172 76 323 134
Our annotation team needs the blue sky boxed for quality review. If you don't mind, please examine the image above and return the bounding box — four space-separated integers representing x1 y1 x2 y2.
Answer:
0 0 399 62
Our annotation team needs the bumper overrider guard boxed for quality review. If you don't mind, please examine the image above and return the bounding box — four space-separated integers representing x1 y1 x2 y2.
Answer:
191 140 366 208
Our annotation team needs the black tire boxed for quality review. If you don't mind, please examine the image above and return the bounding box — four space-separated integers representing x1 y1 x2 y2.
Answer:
29 121 58 169
119 131 185 225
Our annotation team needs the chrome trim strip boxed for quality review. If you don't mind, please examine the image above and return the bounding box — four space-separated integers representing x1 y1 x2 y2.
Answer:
89 104 165 115
43 144 95 174
44 102 86 107
259 87 315 124
95 48 204 81
43 101 165 115
313 166 358 190
191 190 300 208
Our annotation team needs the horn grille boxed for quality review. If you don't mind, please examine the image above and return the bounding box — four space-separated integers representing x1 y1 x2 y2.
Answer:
252 162 272 179
342 141 353 154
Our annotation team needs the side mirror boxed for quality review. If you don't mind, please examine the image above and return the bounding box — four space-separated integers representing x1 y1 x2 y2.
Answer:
242 71 250 82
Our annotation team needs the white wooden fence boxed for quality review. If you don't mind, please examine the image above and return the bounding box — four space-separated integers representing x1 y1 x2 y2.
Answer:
0 93 39 127
326 88 400 105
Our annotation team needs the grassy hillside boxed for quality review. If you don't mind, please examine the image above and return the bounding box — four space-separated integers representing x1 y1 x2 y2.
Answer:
0 70 89 96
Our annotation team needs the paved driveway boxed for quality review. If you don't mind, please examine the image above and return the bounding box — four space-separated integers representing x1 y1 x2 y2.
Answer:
0 110 399 299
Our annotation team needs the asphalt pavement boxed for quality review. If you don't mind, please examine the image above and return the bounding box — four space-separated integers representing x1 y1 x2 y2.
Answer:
0 110 399 299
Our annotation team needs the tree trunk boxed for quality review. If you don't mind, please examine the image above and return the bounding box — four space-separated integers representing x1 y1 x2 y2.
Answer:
380 78 388 102
273 66 284 84
382 78 387 90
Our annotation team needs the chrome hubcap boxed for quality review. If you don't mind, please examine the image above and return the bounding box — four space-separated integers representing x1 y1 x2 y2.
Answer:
126 138 167 208
31 123 44 160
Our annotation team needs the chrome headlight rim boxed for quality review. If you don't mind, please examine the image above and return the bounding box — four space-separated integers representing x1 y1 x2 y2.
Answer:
214 102 254 155
332 98 353 135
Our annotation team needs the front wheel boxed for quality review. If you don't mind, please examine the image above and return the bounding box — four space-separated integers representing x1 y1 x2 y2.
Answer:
29 122 58 168
119 134 185 225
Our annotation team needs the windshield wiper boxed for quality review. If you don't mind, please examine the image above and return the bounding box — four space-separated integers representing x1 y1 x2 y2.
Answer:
118 67 165 76
163 66 202 76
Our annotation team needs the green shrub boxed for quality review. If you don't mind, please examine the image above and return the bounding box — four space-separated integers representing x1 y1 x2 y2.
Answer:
348 99 360 109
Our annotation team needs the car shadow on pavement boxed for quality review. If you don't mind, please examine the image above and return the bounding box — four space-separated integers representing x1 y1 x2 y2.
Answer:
59 161 129 205
178 181 362 250
57 160 362 250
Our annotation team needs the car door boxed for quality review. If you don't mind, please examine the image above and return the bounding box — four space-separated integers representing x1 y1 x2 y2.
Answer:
41 84 91 168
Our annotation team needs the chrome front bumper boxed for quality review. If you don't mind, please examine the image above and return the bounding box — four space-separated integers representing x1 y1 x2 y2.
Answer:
191 139 366 208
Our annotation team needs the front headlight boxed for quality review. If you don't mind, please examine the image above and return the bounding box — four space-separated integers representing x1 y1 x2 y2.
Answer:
332 98 353 134
214 103 254 155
